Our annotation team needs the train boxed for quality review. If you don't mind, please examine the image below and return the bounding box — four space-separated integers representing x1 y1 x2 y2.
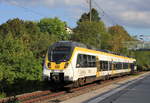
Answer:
43 41 136 87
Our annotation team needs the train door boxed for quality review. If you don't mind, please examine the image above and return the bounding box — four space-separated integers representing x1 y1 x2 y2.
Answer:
111 60 115 75
76 54 83 78
130 62 136 74
96 56 101 77
107 61 109 75
108 61 111 75
76 54 88 79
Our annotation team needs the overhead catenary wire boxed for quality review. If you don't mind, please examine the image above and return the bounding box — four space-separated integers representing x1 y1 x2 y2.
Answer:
4 0 48 18
3 0 82 26
85 0 119 26
3 0 120 27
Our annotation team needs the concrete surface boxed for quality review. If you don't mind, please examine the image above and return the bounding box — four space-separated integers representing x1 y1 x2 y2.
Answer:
61 72 150 103
93 74 150 103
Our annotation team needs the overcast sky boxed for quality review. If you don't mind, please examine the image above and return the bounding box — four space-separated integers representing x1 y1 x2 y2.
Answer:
0 0 150 39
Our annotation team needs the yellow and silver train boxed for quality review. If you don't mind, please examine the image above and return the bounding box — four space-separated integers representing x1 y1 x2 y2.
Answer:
43 41 136 86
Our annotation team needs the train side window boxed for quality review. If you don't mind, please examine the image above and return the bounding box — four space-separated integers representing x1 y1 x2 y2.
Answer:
100 61 108 71
105 61 108 71
103 61 106 70
124 63 126 69
76 54 96 68
109 62 112 70
130 63 134 70
76 54 83 68
89 56 96 67
83 55 88 67
87 55 92 67
120 63 122 69
86 55 96 67
126 63 129 69
123 63 128 69
92 56 96 61
123 63 125 69
113 62 116 70
116 63 118 70
92 56 96 67
116 62 122 70
100 61 103 70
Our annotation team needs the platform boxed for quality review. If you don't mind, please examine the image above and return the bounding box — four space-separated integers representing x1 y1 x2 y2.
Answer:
62 72 150 103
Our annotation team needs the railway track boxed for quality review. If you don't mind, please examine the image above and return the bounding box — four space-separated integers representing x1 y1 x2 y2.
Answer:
0 90 52 103
0 73 142 103
0 83 97 103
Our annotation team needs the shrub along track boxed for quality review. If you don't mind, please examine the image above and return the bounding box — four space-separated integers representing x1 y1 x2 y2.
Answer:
0 72 144 103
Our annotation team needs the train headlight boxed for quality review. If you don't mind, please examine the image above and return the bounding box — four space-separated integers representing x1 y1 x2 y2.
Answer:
64 62 69 68
48 62 51 68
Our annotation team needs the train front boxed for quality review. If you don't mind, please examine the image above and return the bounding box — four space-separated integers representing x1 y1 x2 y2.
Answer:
43 41 74 83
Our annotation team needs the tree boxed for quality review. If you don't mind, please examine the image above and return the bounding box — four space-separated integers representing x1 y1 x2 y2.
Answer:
134 51 150 71
0 18 72 95
108 25 133 53
0 18 26 38
78 8 101 23
0 19 44 95
73 8 112 49
72 21 110 49
30 32 59 57
0 34 42 81
38 17 70 40
0 33 42 95
0 18 61 58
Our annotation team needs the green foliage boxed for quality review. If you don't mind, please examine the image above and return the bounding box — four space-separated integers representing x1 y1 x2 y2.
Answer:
0 17 70 97
108 25 133 53
134 51 150 70
38 17 70 40
78 8 101 23
31 34 57 57
0 18 27 38
0 33 42 82
0 34 42 96
74 8 111 50
72 21 110 49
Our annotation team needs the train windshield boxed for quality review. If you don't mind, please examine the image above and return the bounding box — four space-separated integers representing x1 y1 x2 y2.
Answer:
48 46 71 62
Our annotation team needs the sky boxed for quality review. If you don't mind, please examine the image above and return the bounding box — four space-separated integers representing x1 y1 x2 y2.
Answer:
0 0 150 40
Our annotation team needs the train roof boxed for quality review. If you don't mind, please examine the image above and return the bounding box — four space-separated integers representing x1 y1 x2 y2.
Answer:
50 41 134 59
